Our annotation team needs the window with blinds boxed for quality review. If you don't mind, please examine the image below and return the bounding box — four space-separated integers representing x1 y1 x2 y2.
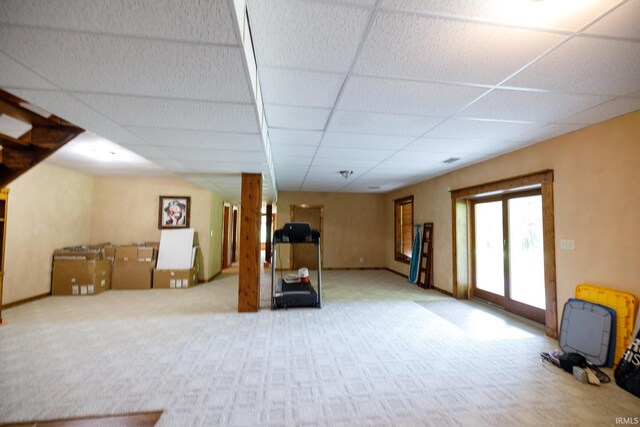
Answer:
394 196 414 263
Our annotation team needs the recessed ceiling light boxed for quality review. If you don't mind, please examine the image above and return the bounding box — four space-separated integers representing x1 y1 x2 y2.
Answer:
0 114 32 139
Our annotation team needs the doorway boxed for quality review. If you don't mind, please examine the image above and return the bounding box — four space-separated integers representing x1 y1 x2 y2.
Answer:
471 190 545 324
291 205 322 270
222 205 230 269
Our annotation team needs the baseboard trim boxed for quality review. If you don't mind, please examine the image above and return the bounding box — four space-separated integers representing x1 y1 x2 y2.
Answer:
1 292 50 310
202 271 222 283
432 287 454 297
384 269 454 297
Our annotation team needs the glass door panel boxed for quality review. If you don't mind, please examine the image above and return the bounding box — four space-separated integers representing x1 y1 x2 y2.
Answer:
508 195 545 309
474 201 505 296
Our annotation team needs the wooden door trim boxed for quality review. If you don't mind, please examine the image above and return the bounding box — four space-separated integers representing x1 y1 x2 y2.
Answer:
451 170 557 338
290 204 324 269
222 205 230 269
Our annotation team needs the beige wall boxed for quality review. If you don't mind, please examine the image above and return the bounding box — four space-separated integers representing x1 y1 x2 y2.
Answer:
276 191 387 269
90 176 220 280
4 163 93 304
386 110 640 320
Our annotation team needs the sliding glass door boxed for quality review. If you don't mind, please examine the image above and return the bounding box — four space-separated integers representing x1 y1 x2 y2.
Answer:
472 191 545 323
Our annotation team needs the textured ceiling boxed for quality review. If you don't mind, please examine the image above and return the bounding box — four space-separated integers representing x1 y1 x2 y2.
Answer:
1 0 640 201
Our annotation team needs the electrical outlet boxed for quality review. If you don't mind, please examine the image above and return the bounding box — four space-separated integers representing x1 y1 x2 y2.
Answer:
560 240 575 250
359 257 364 263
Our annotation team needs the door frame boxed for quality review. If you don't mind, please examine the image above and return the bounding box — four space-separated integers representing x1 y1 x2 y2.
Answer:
470 189 545 324
231 207 238 264
222 205 230 269
451 170 557 338
290 204 324 269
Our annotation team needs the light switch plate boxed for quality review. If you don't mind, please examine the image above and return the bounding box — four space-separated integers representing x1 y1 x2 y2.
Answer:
560 240 575 250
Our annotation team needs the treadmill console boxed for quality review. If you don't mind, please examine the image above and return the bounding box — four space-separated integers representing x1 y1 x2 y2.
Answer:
275 222 320 243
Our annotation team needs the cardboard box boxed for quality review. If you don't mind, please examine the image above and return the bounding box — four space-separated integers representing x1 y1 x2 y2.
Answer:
111 259 154 290
104 246 118 260
137 247 155 262
115 246 139 261
52 259 111 296
153 268 197 289
53 248 103 260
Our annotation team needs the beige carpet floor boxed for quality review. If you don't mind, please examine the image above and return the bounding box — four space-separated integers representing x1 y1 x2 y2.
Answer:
1 269 638 426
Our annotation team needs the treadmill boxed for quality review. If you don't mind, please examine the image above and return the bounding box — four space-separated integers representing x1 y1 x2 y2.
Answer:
271 222 322 309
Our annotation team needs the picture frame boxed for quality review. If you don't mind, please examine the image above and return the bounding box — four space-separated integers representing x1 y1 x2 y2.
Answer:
158 196 190 229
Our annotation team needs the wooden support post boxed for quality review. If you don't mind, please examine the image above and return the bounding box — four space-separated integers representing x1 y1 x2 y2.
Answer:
238 173 262 312
264 203 273 266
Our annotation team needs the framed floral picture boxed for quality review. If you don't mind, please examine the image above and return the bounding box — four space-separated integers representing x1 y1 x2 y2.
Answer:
159 196 190 229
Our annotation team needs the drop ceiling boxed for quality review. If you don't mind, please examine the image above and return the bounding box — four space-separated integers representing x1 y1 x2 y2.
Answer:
1 0 639 201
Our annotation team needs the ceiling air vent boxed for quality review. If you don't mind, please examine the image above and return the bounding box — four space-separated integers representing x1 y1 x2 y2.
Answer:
443 157 460 164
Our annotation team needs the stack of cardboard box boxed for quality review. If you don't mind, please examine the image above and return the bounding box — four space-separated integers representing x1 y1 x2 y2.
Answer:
111 245 157 290
51 244 111 296
153 229 201 289
51 236 201 294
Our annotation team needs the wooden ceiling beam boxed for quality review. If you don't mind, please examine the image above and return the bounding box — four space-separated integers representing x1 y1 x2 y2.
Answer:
0 89 84 187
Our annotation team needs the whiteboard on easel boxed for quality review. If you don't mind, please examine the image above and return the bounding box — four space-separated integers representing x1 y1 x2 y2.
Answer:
156 228 195 269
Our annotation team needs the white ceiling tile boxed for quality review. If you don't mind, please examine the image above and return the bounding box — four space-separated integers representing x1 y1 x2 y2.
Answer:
338 76 487 116
5 88 151 146
274 162 312 173
124 145 171 160
333 0 377 6
127 127 263 151
265 104 331 130
461 89 612 123
375 160 438 171
0 0 239 45
160 147 267 163
314 146 394 161
382 0 620 32
425 118 542 140
328 110 442 136
0 27 251 102
277 182 303 191
507 36 640 96
387 150 459 164
259 67 346 108
583 0 640 40
271 144 319 158
355 12 565 85
300 182 345 192
269 129 324 146
246 0 372 72
322 132 414 150
275 171 308 180
152 159 191 173
510 123 590 144
72 93 259 133
310 157 379 170
0 51 57 90
559 97 640 125
404 137 494 154
182 160 265 174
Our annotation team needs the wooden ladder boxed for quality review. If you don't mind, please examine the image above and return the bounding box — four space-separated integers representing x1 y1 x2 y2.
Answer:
418 223 434 289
